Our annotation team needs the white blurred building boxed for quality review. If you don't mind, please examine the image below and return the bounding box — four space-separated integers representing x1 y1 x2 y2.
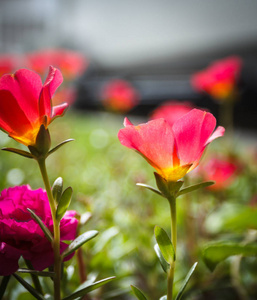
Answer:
0 0 257 67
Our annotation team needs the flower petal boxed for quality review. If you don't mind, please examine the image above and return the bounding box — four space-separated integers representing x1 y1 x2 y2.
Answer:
172 109 217 168
51 103 69 120
0 69 42 122
206 126 225 145
27 241 73 271
0 243 20 275
118 118 175 172
60 210 79 240
0 90 33 137
39 66 63 123
124 117 133 127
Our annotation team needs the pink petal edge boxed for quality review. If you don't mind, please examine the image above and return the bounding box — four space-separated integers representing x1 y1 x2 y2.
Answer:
206 126 225 145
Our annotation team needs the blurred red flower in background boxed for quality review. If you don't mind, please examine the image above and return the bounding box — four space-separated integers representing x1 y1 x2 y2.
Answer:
118 109 224 182
53 87 77 106
100 79 140 113
0 185 78 276
0 54 18 77
198 155 239 191
26 49 88 80
0 66 68 146
150 101 195 126
191 56 242 101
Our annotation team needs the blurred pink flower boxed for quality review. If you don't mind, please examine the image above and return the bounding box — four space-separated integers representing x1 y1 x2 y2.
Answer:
0 54 18 77
0 185 78 276
53 87 77 106
26 49 88 80
191 56 242 101
199 156 239 190
100 79 140 113
118 109 224 182
150 101 195 127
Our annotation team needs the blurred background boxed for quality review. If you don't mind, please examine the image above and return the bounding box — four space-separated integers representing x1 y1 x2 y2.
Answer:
1 0 257 128
1 1 257 299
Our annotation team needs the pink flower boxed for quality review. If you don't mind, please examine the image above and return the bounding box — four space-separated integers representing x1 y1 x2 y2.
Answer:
198 156 239 191
26 49 88 80
100 80 139 113
0 54 18 77
0 185 78 276
0 66 68 146
118 109 225 182
191 56 242 101
52 87 77 106
150 101 195 127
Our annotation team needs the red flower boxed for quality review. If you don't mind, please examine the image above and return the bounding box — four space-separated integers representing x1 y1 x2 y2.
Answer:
191 56 242 101
198 156 239 191
118 109 225 182
53 87 77 106
0 66 68 146
26 49 88 80
0 54 18 77
150 101 195 127
100 80 139 113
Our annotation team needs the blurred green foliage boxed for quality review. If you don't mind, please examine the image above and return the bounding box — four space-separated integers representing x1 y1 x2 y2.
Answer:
1 110 257 299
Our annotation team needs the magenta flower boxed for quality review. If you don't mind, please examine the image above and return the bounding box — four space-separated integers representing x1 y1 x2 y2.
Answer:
118 109 225 182
0 185 78 276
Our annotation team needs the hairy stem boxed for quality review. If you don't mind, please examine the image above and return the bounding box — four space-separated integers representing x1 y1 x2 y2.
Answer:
37 158 61 300
167 196 177 300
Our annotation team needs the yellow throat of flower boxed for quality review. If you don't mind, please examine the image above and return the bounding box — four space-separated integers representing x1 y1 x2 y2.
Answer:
158 164 193 182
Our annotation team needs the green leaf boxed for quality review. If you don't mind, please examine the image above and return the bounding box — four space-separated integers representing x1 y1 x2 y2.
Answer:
154 173 183 198
47 139 74 157
175 262 198 300
177 181 215 197
56 187 73 221
27 208 53 242
202 242 257 271
0 276 11 299
136 183 164 198
52 177 63 203
223 207 257 231
154 226 175 264
17 268 55 277
2 147 34 159
154 244 170 273
62 230 99 258
13 273 45 300
62 276 115 300
131 285 148 300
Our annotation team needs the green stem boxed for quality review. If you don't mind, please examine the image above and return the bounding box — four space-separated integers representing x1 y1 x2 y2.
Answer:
25 259 44 296
0 276 11 299
37 158 61 300
167 196 177 300
231 256 248 300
